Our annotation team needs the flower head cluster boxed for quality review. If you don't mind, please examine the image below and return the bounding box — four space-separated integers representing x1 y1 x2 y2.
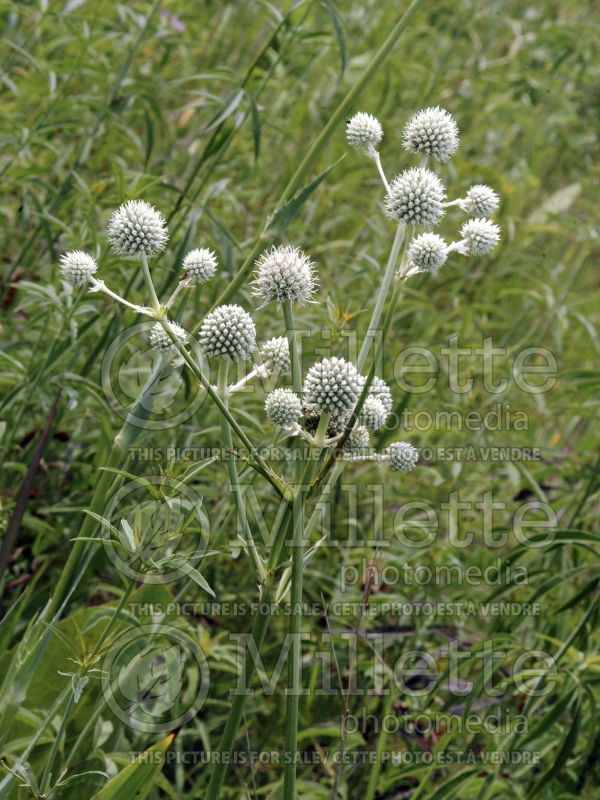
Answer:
346 112 383 152
368 377 393 414
149 321 187 352
408 233 449 274
261 337 290 373
265 388 302 428
303 357 363 415
362 396 388 431
199 304 256 360
403 107 459 162
460 185 500 216
385 168 446 226
253 245 316 306
460 218 501 255
59 251 97 287
344 426 370 455
387 441 419 473
183 248 217 283
107 200 167 256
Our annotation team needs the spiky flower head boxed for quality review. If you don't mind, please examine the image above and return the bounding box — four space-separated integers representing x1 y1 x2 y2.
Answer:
346 112 383 152
261 337 290 373
387 441 419 473
408 233 448 274
303 357 363 415
182 248 217 283
265 388 302 428
403 107 459 162
253 245 316 306
460 218 501 255
362 397 388 431
368 376 393 415
461 185 500 216
199 304 256 361
344 426 370 455
107 200 167 256
385 168 446 226
59 251 97 287
149 321 188 352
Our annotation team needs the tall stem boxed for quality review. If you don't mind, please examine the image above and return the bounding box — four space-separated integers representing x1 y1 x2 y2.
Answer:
282 299 307 799
357 220 406 372
217 359 265 581
140 251 161 313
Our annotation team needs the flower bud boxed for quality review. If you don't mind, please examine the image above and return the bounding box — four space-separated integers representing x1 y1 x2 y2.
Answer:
261 337 291 373
149 321 187 352
265 388 302 428
107 200 168 256
183 248 217 283
346 112 383 152
460 218 501 255
253 245 316 306
59 251 97 287
385 168 446 226
387 441 419 473
403 107 459 162
408 233 449 274
303 357 363 415
461 185 500 216
199 304 256 360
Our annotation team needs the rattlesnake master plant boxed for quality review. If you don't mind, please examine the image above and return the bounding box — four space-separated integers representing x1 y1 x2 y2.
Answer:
55 104 501 800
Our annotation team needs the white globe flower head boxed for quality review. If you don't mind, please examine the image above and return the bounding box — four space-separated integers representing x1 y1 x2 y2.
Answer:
183 248 217 283
346 112 383 152
460 218 501 255
265 388 302 428
261 337 291 373
362 397 388 431
59 251 97 287
368 376 393 415
253 245 316 306
199 304 256 361
385 168 446 226
403 106 459 162
303 357 363 415
408 233 449 274
344 426 370 455
387 441 419 473
461 185 500 216
107 200 168 256
149 321 188 352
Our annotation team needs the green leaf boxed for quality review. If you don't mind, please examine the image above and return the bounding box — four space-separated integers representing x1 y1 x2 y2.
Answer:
268 155 345 234
90 732 176 799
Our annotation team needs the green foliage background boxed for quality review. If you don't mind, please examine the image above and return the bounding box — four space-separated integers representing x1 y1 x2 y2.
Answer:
0 0 599 798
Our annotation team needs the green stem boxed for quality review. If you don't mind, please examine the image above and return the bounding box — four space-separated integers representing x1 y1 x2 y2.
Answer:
217 360 265 581
164 324 290 500
140 251 161 313
357 220 406 373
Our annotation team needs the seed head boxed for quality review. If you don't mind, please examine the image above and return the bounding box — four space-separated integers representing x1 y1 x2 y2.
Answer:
59 251 97 287
183 248 217 283
362 397 388 431
149 321 188 352
107 200 168 256
461 185 500 216
261 337 291 373
408 233 448 274
460 218 501 255
368 376 393 415
253 245 316 306
265 388 302 428
344 426 370 455
387 441 419 473
346 112 383 152
385 168 446 226
199 304 256 361
403 107 459 162
303 357 363 415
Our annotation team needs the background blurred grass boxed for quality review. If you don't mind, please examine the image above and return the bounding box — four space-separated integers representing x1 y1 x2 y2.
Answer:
1 1 599 798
